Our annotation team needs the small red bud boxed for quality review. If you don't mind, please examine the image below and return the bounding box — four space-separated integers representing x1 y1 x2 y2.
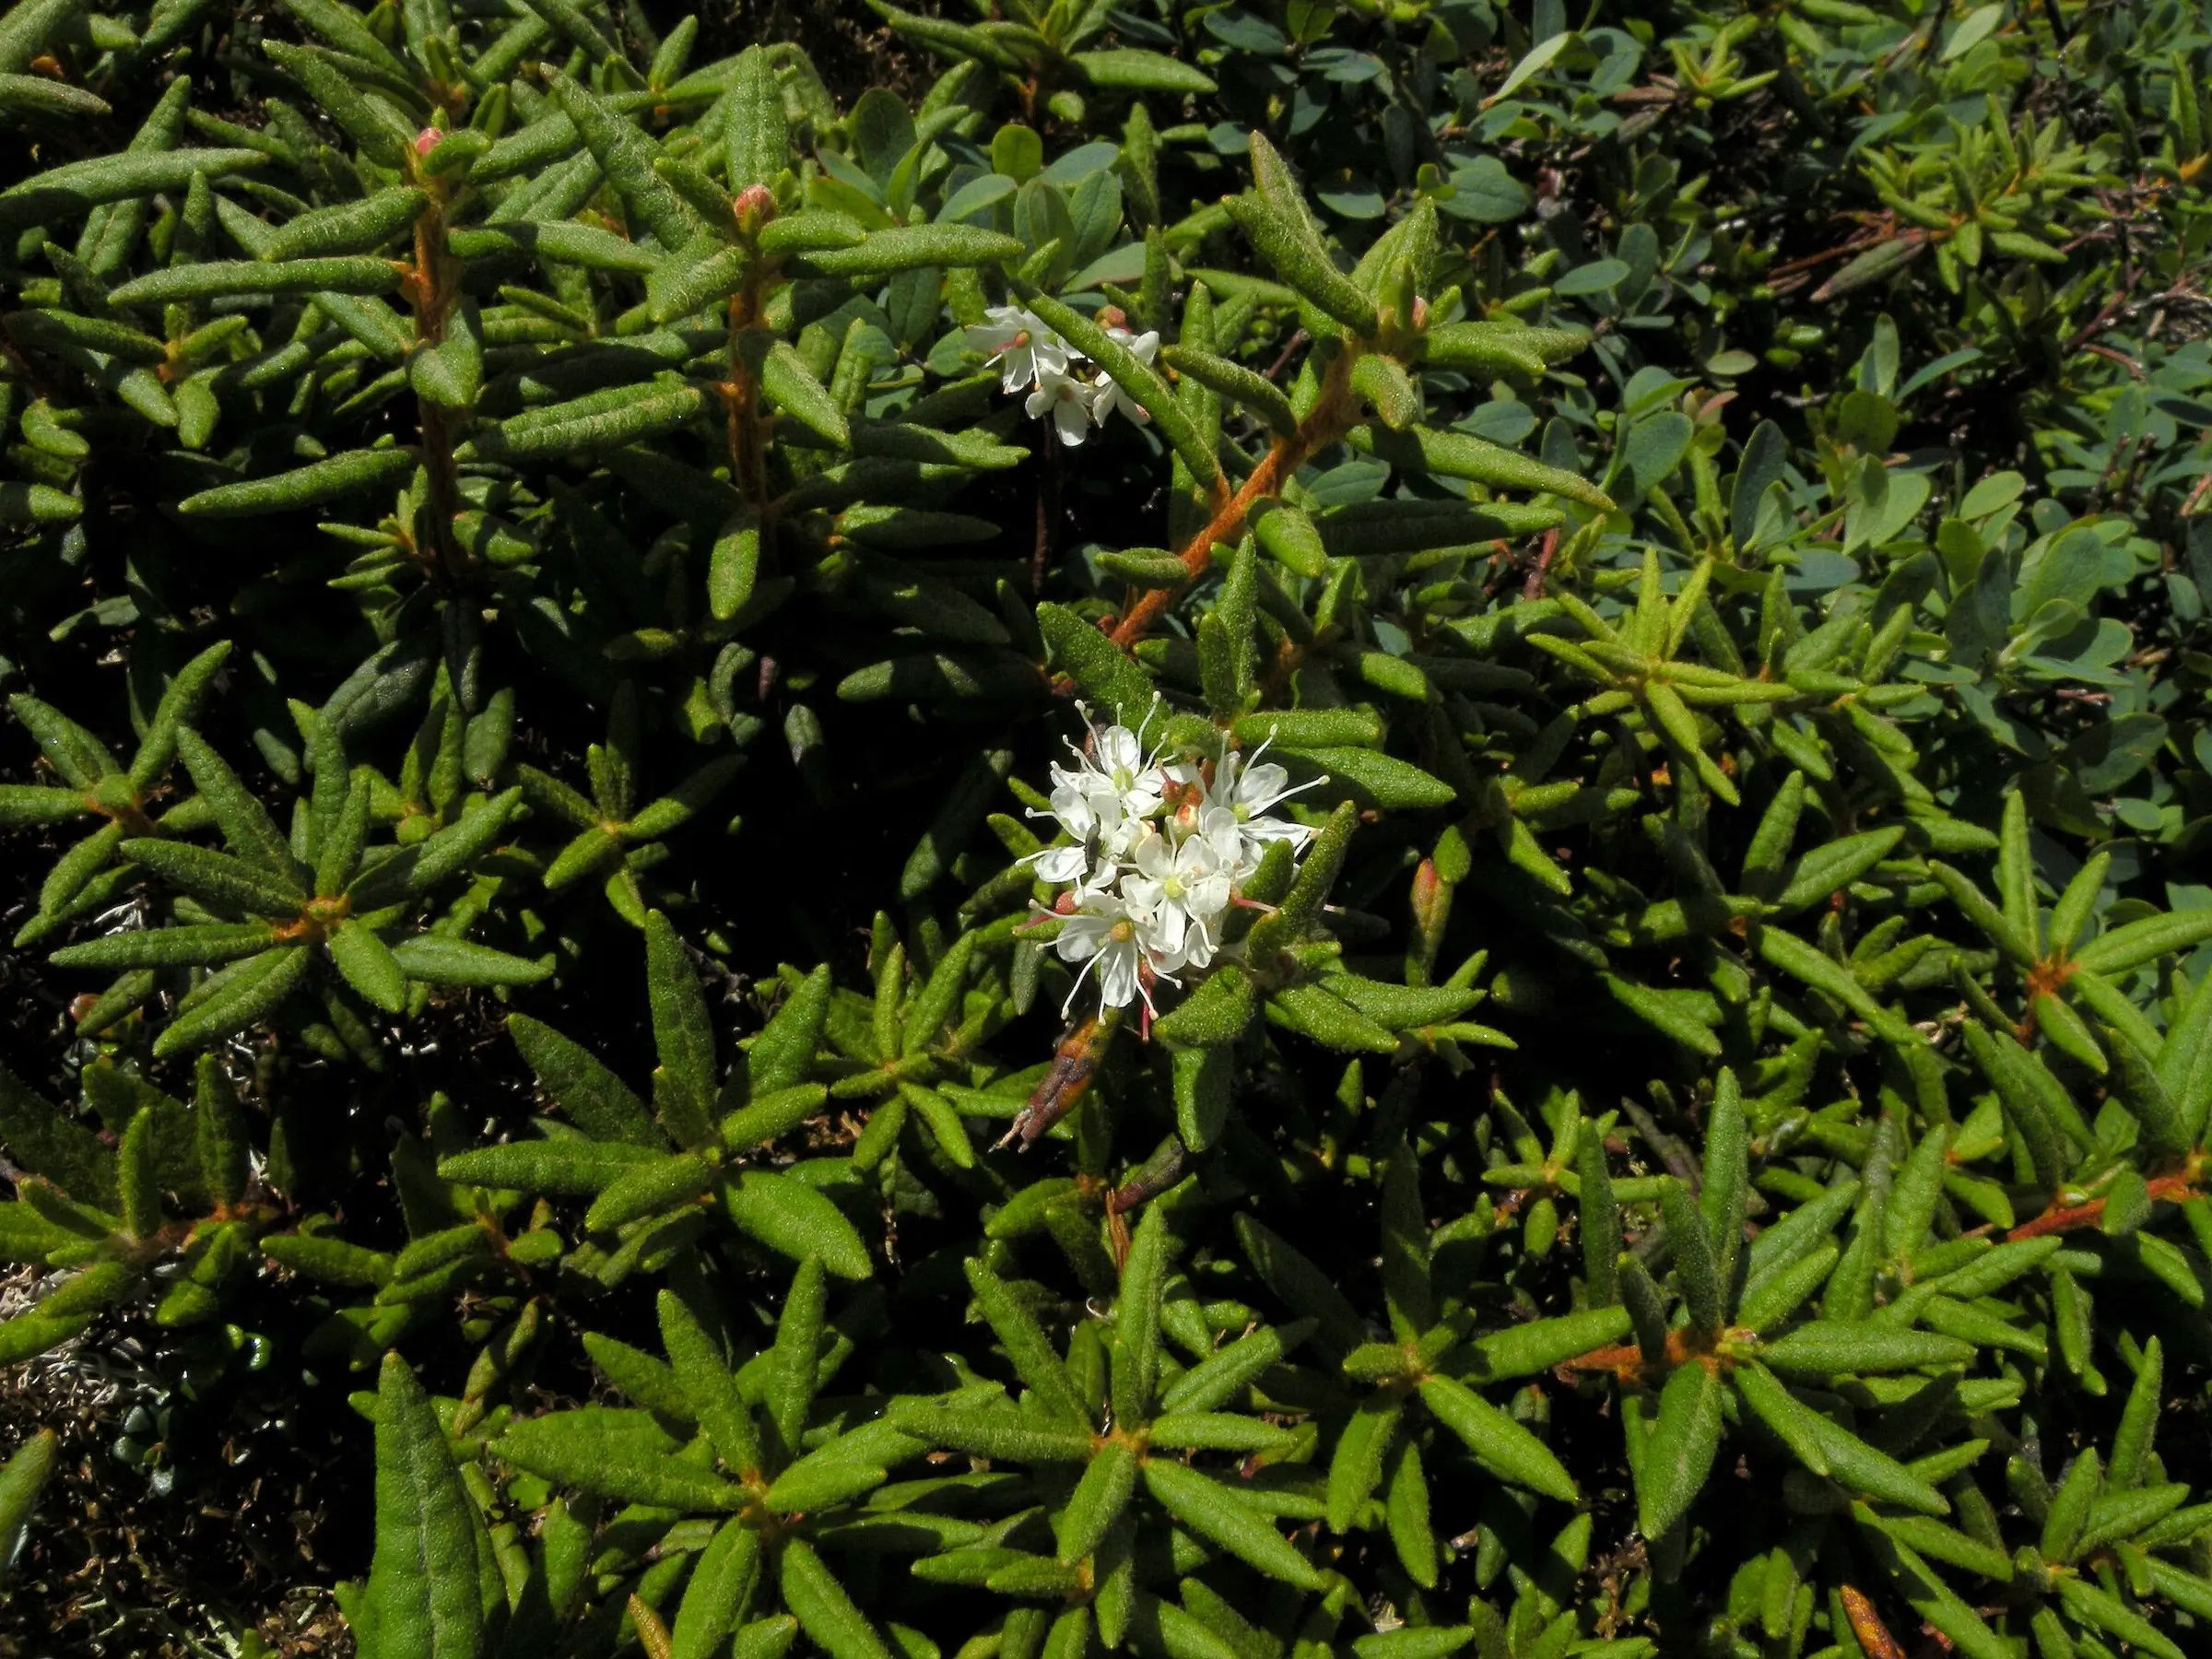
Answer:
733 184 777 232
415 127 442 157
1097 303 1128 332
1411 295 1430 331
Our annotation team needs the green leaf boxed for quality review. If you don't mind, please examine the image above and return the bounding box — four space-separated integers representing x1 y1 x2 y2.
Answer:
965 1259 1089 1424
2074 907 2212 977
1418 1375 1577 1503
509 1014 664 1147
1055 1440 1137 1564
645 909 717 1145
1139 1458 1324 1589
887 1398 1094 1463
362 1353 494 1659
1036 603 1156 727
719 1171 871 1279
671 1520 762 1659
1758 1322 1975 1377
1629 1360 1722 1538
387 935 550 989
493 1411 747 1512
1112 1205 1170 1425
659 1288 764 1477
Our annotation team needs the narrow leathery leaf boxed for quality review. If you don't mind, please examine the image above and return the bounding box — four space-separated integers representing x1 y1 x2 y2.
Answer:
2106 1022 2190 1158
902 931 976 1058
50 922 277 971
887 1398 1094 1463
799 225 1025 281
1055 1439 1136 1563
109 257 402 306
778 1538 896 1659
2053 1574 2187 1659
762 1456 888 1514
583 1152 715 1232
645 909 716 1143
1865 1534 2012 1659
1731 1360 1830 1477
1018 287 1221 494
719 1171 871 1279
1265 982 1400 1053
725 44 784 191
1632 1360 1723 1538
1159 345 1296 437
1759 1323 1975 1376
1659 1179 1724 1335
1418 1376 1577 1503
387 935 550 987
0 150 267 235
671 1521 762 1659
1809 1413 1950 1515
1465 1306 1631 1381
153 945 313 1058
179 448 418 518
759 339 851 447
1927 862 2037 966
547 71 703 252
1358 424 1611 508
1153 963 1254 1048
749 965 831 1093
0 1429 57 1572
1159 1321 1308 1415
367 1354 491 1659
1036 603 1156 727
1146 1413 1298 1453
1140 1458 1324 1589
510 1014 663 1146
2110 1336 2163 1490
467 384 706 461
1113 1205 1170 1425
493 1413 747 1511
768 1255 829 1465
438 1138 659 1195
1327 1393 1401 1530
1963 1021 2096 1155
330 921 406 1015
964 1259 1088 1424
1222 193 1373 335
116 1109 160 1241
657 1289 763 1476
1773 827 1907 914
264 188 426 262
720 1083 830 1148
1865 1512 2012 1585
2043 1446 2101 1562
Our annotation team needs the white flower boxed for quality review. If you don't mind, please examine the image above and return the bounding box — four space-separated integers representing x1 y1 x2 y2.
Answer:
965 303 1077 395
1026 365 1096 447
1122 811 1237 973
1088 326 1160 429
1026 704 1170 886
1053 886 1154 1015
1025 712 1324 1023
1203 742 1321 877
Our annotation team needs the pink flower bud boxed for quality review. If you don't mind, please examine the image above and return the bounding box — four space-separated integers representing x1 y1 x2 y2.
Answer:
733 183 777 231
415 127 442 157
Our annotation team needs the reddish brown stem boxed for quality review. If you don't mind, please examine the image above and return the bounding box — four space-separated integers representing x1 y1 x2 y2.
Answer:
1107 350 1358 650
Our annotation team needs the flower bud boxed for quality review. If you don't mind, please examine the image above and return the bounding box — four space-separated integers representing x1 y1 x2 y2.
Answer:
734 183 778 234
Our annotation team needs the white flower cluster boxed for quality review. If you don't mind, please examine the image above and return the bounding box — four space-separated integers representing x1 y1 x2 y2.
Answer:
1027 706 1320 1018
965 304 1159 448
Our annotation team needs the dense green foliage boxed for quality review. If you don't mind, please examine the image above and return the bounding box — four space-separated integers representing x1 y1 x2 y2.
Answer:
3 0 2212 1653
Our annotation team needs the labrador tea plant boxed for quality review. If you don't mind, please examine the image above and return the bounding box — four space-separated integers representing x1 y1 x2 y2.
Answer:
2 0 2212 1656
